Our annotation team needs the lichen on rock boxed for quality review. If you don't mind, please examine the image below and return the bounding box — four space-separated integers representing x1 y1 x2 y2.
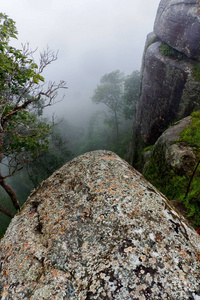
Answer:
0 150 200 299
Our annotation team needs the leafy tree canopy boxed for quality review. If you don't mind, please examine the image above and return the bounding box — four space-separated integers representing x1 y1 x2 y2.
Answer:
0 13 67 217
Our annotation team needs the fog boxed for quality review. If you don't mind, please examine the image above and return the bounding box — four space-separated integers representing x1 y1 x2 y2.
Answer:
1 0 160 125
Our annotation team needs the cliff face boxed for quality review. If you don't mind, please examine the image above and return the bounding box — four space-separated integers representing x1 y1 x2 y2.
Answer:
128 0 200 167
0 150 200 299
154 0 200 60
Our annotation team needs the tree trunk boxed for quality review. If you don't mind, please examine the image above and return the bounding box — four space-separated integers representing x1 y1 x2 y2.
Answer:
0 174 21 211
0 130 21 214
114 110 120 144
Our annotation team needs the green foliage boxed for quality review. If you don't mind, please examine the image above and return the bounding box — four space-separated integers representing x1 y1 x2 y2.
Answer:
143 145 154 152
144 147 186 200
160 42 184 60
179 110 200 152
145 111 200 229
0 13 66 219
192 62 200 82
3 113 50 159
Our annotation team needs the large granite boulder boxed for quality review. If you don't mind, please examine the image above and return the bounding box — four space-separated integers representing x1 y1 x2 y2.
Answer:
128 0 200 167
154 0 200 60
0 150 200 299
135 41 189 145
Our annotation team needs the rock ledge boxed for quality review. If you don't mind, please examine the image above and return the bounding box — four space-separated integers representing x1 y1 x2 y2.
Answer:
0 150 200 299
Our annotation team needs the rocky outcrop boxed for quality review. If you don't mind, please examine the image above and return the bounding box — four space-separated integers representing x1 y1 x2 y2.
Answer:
143 114 200 228
154 0 200 60
143 116 196 176
128 0 200 167
0 150 200 299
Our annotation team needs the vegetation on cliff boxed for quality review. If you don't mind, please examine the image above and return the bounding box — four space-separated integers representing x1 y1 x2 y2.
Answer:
144 111 200 229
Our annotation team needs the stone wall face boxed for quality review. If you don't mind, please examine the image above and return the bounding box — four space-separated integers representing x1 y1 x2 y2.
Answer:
135 41 188 145
154 0 200 60
0 150 200 299
129 0 200 166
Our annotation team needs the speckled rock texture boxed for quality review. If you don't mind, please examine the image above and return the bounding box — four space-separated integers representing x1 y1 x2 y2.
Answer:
0 150 200 299
154 0 200 60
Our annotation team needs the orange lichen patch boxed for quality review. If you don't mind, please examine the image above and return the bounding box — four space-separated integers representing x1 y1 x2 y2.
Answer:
52 269 60 278
54 215 63 223
150 258 156 264
159 212 165 218
100 272 105 279
100 215 104 220
124 246 133 253
26 212 36 218
179 274 185 281
179 249 190 258
39 274 45 281
1 290 8 297
140 255 146 262
2 284 9 296
110 214 114 219
96 155 118 161
41 205 47 210
164 262 171 269
94 189 101 193
3 270 9 278
82 252 87 259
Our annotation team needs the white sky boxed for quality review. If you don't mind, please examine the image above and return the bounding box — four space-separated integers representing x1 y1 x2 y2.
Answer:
1 0 161 124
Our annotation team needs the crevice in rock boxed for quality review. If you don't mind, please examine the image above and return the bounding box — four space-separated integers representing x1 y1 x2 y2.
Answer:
30 200 44 235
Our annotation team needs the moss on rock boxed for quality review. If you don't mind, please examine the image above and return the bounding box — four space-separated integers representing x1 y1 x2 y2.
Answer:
144 114 200 229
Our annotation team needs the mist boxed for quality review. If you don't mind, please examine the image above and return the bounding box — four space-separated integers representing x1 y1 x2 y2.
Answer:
1 0 160 125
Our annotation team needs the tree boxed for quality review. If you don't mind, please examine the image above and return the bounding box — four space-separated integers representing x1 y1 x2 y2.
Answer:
91 70 125 144
0 13 67 217
123 70 140 120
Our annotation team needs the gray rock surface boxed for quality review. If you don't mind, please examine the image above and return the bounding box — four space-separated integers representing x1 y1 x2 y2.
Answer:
154 0 200 60
128 0 200 167
135 41 190 145
143 117 196 175
0 150 200 299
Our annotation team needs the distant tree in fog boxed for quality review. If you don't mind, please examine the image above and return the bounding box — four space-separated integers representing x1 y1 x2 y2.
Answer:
123 70 140 120
91 70 125 143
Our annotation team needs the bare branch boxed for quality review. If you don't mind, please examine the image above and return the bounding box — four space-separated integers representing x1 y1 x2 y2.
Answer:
0 174 21 210
0 205 14 218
